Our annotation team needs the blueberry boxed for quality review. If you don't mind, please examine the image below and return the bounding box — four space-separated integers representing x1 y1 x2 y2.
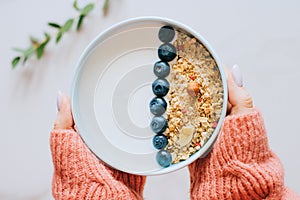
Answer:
158 43 177 62
152 78 169 97
152 134 168 150
150 116 167 133
149 97 167 116
156 150 172 167
158 26 175 43
153 61 170 78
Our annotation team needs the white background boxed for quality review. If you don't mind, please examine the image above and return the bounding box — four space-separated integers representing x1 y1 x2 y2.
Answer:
0 0 299 199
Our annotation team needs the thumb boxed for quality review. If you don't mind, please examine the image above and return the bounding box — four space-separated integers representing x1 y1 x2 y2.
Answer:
54 91 74 129
227 65 253 115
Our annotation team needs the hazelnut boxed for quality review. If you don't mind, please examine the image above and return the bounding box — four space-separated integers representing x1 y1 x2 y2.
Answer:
187 82 200 97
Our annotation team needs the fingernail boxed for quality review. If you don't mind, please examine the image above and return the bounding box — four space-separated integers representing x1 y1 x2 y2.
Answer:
57 90 62 111
231 64 243 87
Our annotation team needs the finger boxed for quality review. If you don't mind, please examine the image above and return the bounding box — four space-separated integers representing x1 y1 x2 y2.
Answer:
227 65 253 115
231 64 243 87
223 66 232 115
54 91 74 129
227 66 247 106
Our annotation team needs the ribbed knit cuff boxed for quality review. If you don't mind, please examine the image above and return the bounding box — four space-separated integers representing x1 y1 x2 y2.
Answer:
189 109 287 200
50 129 145 200
218 109 270 165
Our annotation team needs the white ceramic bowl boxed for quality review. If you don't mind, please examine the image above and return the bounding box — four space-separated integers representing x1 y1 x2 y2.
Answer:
71 16 228 175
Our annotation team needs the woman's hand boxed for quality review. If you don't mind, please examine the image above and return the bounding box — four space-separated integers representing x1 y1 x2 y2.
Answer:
226 64 254 115
50 92 146 200
188 65 286 200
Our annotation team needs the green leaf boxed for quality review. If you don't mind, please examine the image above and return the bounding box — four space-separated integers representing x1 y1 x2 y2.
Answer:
81 3 94 16
36 44 46 59
62 18 74 32
48 22 61 29
43 32 51 43
56 18 73 43
56 30 63 43
102 0 109 15
73 0 80 11
35 33 50 59
12 56 21 68
76 15 85 30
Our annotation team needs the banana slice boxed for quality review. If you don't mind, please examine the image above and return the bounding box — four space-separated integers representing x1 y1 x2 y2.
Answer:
177 126 194 147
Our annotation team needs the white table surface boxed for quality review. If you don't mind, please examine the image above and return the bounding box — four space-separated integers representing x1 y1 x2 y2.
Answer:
1 0 299 199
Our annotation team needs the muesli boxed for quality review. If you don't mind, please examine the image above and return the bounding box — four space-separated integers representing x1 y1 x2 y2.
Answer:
165 30 224 164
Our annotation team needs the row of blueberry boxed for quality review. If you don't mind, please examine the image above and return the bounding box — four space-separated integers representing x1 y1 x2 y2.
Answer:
149 26 177 168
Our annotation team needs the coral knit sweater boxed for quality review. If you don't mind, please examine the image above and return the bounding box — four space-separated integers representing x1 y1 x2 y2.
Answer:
50 109 300 199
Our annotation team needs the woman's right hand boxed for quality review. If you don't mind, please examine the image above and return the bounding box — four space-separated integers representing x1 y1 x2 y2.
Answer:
188 65 287 200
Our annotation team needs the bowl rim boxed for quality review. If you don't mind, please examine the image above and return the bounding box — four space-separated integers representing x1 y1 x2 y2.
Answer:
71 16 228 175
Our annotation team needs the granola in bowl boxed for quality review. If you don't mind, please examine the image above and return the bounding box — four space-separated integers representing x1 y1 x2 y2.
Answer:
164 30 224 164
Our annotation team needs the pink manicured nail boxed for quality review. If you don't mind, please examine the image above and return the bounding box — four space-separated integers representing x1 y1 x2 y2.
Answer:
231 64 243 87
57 90 62 111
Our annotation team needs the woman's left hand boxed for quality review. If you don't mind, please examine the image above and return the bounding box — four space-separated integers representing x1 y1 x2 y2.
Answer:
50 92 146 200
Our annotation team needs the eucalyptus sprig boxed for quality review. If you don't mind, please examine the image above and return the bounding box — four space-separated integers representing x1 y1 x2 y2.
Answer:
12 33 51 68
11 0 109 68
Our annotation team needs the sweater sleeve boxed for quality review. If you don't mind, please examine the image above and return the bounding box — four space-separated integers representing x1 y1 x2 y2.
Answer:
189 109 300 200
50 129 145 200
